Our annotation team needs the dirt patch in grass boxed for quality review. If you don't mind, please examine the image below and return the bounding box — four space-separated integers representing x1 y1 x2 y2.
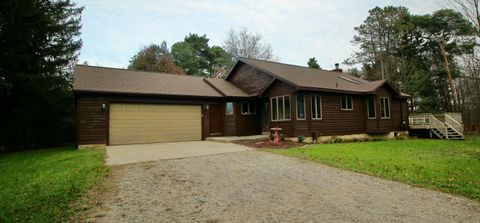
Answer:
233 139 306 149
71 165 124 222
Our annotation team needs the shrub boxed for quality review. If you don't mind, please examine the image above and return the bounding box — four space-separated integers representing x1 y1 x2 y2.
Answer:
297 135 305 143
326 136 344 144
334 137 344 143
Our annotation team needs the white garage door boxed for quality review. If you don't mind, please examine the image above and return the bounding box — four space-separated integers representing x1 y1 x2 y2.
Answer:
109 103 202 145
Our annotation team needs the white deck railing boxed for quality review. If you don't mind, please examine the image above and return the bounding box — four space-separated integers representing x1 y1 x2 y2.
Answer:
408 113 464 139
444 113 464 136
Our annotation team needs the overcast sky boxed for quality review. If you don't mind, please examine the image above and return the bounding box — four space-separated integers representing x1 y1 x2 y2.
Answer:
77 0 446 70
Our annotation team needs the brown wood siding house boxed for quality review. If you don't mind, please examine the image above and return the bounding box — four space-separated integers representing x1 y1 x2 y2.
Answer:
73 58 409 146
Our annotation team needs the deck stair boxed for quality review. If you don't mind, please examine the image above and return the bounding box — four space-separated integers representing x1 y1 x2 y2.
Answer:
408 113 464 139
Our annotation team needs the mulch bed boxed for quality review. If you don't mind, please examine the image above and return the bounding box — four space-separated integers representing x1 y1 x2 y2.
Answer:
233 139 306 149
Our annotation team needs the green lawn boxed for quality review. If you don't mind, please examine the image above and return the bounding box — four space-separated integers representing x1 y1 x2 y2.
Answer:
273 136 480 201
0 147 109 222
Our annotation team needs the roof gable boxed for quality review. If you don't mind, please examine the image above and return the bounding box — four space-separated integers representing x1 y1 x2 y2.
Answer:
225 58 405 96
225 62 275 96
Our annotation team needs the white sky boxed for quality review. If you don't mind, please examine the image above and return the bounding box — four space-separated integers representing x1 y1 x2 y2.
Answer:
77 0 445 70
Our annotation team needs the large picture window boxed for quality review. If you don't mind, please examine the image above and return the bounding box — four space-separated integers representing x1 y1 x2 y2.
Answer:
241 102 256 115
380 97 390 119
226 102 234 115
271 95 291 121
311 94 322 119
296 94 305 120
341 96 353 110
367 96 376 119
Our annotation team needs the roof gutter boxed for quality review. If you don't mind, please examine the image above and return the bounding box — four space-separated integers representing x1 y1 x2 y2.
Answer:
73 89 226 99
294 86 371 95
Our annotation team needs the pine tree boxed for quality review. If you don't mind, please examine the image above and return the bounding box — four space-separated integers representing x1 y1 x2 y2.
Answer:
307 57 321 69
0 0 83 149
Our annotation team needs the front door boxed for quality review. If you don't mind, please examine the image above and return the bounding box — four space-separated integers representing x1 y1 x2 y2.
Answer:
209 104 223 135
261 101 270 132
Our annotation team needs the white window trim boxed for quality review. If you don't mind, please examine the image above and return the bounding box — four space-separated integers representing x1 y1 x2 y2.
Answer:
367 96 376 119
296 94 306 120
241 102 256 115
226 102 234 115
311 94 323 120
380 97 391 119
271 95 291 122
340 96 354 111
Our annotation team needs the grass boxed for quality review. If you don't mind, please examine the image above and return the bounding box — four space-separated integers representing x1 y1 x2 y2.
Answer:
0 147 109 222
272 135 480 202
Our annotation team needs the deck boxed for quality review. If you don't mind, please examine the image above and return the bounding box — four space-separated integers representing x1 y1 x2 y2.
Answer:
408 113 464 139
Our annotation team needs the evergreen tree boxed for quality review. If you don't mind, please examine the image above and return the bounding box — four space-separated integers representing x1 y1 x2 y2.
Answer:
0 0 83 150
307 57 321 69
171 33 233 77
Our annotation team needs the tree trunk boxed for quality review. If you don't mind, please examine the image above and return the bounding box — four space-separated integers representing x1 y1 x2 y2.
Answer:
439 39 459 112
380 54 385 80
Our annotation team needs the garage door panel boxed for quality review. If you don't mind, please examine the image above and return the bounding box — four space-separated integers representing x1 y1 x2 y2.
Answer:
109 104 201 145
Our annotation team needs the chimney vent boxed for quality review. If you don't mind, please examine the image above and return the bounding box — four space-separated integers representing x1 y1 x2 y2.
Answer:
331 63 343 72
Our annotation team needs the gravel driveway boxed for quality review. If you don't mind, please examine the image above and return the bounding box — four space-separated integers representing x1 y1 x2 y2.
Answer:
87 150 480 222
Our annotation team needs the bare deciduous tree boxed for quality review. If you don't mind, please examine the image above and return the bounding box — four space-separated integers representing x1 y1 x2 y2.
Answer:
448 0 480 131
449 0 480 32
223 28 275 61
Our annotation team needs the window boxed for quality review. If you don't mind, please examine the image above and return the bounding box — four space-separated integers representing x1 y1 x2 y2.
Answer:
296 94 305 120
340 96 353 110
271 95 291 121
226 102 234 115
367 96 376 119
241 102 256 115
311 94 322 119
380 97 390 119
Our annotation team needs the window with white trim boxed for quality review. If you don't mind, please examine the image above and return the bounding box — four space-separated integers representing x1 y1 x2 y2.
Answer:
241 102 256 115
380 97 390 119
296 94 305 120
271 95 291 121
226 102 234 115
311 94 322 119
367 96 376 119
340 96 353 110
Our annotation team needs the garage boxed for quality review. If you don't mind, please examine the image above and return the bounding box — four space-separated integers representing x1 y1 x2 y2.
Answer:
109 103 202 145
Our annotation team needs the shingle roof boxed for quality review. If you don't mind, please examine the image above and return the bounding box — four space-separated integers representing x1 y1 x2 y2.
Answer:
236 58 405 95
73 65 239 97
203 78 251 97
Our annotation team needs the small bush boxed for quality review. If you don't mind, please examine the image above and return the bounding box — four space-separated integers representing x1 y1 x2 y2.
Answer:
297 135 305 143
326 136 344 144
280 134 286 141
